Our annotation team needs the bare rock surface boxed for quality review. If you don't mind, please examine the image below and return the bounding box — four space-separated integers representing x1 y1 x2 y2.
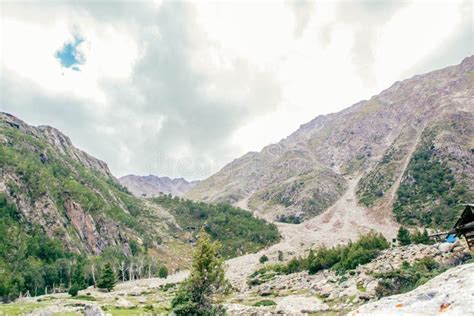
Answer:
350 263 474 316
119 174 200 197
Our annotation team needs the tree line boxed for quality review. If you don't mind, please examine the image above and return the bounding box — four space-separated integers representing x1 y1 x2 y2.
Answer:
0 193 167 302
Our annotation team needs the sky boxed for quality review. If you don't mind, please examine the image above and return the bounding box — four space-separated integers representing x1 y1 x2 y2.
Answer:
1 0 473 180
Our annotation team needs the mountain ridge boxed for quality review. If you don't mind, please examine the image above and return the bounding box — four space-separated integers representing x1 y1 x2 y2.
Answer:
186 56 474 228
119 174 199 197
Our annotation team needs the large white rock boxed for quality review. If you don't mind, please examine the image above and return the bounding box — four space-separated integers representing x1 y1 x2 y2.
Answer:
349 263 474 316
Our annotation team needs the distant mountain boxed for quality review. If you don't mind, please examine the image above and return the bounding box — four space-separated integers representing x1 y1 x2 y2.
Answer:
119 175 199 197
186 56 474 229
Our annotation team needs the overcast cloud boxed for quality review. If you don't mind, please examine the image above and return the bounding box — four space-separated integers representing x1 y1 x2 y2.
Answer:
1 0 472 180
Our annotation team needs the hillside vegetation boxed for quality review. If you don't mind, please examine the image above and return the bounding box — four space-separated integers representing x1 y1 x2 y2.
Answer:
393 116 473 229
0 113 281 302
151 195 280 258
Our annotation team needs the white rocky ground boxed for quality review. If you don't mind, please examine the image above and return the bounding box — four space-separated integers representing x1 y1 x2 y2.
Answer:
9 240 470 316
350 263 474 316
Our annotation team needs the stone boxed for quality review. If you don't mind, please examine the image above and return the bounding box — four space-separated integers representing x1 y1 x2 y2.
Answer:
84 305 105 316
115 297 134 308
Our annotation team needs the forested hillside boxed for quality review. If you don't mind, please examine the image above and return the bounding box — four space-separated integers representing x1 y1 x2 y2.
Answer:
0 112 280 301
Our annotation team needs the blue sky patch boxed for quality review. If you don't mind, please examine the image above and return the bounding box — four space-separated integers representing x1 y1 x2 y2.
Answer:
56 35 85 70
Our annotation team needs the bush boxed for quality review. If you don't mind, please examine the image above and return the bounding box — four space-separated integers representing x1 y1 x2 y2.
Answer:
309 232 389 274
254 300 276 307
158 266 168 279
259 255 269 264
411 229 433 245
250 232 389 282
397 227 411 246
375 257 443 298
68 284 80 297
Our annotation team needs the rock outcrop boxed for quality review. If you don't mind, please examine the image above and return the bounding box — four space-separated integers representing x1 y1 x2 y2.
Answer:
350 262 474 316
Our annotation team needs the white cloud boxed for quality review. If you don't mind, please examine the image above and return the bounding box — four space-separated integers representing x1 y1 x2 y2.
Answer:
0 0 471 180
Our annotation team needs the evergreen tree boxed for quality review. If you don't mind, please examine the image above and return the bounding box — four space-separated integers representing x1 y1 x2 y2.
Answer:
71 259 86 289
97 263 116 292
397 226 412 246
411 229 432 245
171 229 226 315
158 266 168 278
259 255 269 264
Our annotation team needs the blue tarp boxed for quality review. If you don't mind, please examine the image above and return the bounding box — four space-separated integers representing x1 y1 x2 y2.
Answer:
445 234 457 243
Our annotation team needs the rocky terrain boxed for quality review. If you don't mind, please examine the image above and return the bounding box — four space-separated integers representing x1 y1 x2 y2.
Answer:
186 56 474 228
119 174 199 197
350 262 474 316
0 112 192 264
0 113 277 271
3 241 470 315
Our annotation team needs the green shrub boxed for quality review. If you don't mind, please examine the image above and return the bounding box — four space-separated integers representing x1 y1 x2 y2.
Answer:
397 227 411 246
158 266 168 279
411 229 433 245
374 257 443 298
68 284 80 297
309 232 389 274
254 300 277 307
259 255 269 264
251 232 389 282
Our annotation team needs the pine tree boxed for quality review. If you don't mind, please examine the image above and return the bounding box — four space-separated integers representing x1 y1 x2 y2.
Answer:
158 266 168 278
71 259 86 289
397 226 411 246
97 263 116 292
171 229 226 315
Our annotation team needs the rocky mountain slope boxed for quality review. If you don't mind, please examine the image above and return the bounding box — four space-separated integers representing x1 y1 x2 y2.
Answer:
186 56 474 227
0 112 185 260
0 112 278 267
119 174 199 197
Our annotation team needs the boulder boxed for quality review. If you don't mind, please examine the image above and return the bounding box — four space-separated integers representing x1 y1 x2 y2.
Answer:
84 305 105 316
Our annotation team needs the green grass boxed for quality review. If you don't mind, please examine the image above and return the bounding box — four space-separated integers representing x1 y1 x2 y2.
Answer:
254 299 277 307
0 302 46 315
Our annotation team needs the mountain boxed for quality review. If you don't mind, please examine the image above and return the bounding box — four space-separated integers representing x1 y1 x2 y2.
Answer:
0 112 278 262
119 174 199 197
0 112 280 300
186 56 474 228
0 112 183 259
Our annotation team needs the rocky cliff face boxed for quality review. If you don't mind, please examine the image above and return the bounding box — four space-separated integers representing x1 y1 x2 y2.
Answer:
186 56 474 225
0 112 185 260
119 174 199 197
